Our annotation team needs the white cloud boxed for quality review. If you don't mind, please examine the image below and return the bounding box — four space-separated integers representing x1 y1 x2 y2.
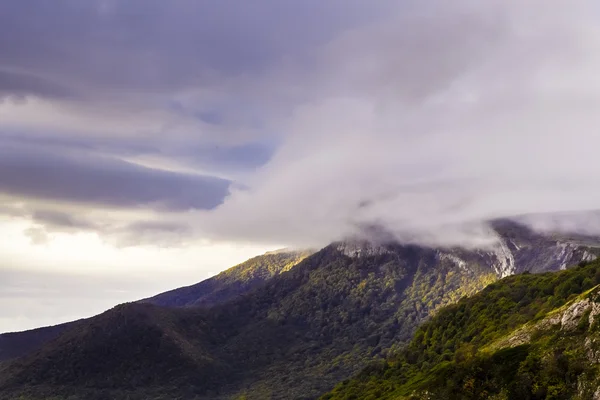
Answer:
199 0 600 248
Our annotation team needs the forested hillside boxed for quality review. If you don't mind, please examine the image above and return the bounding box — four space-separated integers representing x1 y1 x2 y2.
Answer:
0 244 498 400
1 221 598 399
323 260 600 400
0 322 78 362
0 250 310 364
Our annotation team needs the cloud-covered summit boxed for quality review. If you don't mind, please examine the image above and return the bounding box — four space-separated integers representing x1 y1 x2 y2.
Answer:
198 0 600 247
1 0 600 249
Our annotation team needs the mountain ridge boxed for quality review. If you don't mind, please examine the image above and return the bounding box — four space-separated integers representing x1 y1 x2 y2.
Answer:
143 249 312 308
0 321 81 362
0 249 311 364
1 220 600 399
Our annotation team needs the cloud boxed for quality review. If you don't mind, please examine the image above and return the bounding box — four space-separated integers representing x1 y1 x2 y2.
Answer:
0 0 391 108
0 0 396 150
0 0 396 247
31 210 97 231
0 139 228 246
3 0 600 331
0 70 76 100
2 0 600 251
197 0 600 247
0 143 230 211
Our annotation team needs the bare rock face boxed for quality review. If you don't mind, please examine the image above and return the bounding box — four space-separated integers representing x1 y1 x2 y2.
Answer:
339 220 600 278
590 302 600 326
506 330 531 348
335 240 391 258
490 219 599 275
585 337 600 364
577 377 600 400
561 299 592 331
558 287 600 332
589 291 600 326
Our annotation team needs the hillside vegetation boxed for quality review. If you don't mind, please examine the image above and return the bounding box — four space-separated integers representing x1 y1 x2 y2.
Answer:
0 250 310 365
323 260 600 400
0 244 497 400
2 221 598 399
0 322 77 363
144 250 312 307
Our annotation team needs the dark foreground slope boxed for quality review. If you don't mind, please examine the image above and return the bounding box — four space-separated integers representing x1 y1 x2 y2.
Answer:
144 249 312 307
1 222 598 399
323 260 600 400
0 304 224 400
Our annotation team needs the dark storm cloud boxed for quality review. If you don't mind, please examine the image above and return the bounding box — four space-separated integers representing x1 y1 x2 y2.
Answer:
0 131 275 176
0 0 390 99
0 144 230 211
0 130 156 154
0 70 76 100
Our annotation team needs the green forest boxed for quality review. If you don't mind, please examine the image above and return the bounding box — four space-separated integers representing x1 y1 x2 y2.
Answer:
323 260 600 400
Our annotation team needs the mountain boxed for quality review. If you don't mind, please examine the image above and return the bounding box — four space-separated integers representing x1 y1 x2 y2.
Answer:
143 249 313 307
0 249 311 364
490 219 598 274
322 259 600 400
0 221 599 399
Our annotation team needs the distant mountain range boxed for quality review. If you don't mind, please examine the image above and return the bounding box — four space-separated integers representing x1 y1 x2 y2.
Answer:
0 220 599 399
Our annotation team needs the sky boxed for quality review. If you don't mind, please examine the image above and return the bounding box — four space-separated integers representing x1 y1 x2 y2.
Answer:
2 0 600 332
